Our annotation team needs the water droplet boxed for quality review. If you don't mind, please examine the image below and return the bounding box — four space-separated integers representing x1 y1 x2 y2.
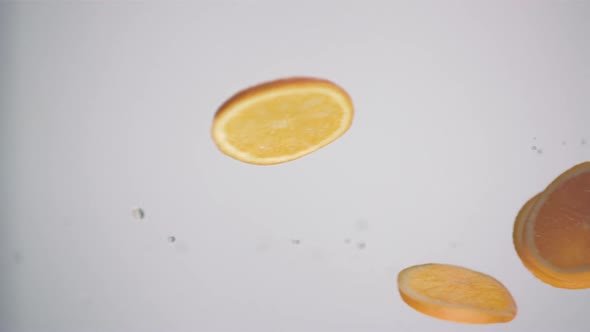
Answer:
531 146 537 150
357 242 366 250
291 239 301 245
582 138 587 145
168 236 176 243
533 137 537 140
537 149 543 154
131 207 144 220
344 238 352 244
562 141 567 145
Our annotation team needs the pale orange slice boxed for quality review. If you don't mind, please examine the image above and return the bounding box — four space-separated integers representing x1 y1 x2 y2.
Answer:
397 263 517 324
211 77 354 165
513 161 590 288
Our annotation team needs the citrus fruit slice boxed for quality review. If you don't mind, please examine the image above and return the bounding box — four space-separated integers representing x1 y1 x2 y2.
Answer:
513 193 574 285
211 77 354 165
513 162 590 288
513 194 554 280
512 194 567 286
397 263 517 324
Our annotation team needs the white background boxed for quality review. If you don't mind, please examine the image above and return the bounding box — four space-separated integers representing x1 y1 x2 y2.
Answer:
1 1 589 331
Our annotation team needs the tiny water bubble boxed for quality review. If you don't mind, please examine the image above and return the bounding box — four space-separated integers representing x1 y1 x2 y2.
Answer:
537 149 543 154
131 207 145 220
531 146 537 150
357 242 366 250
344 238 352 244
582 138 587 145
291 239 301 245
168 236 176 243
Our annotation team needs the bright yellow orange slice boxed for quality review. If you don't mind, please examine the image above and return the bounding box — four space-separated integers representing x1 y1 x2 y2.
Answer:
513 161 590 288
397 263 517 324
211 77 354 165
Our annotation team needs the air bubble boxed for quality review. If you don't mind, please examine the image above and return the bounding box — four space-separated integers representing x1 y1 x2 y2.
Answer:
131 207 145 220
168 236 176 243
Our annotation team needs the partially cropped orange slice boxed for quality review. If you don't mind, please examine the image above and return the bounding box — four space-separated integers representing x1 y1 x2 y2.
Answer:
513 193 555 283
513 161 590 288
211 77 354 165
513 193 572 287
397 263 517 324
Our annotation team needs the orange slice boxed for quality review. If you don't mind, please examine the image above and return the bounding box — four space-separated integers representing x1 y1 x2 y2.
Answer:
513 161 590 288
513 193 555 282
397 263 517 324
211 77 354 165
513 193 570 286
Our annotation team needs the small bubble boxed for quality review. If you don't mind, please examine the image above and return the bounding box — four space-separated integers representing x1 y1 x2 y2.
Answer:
291 239 301 245
537 149 543 154
168 236 176 243
533 137 537 140
357 242 366 250
131 207 144 220
344 238 352 244
531 146 537 150
562 141 567 145
582 138 587 145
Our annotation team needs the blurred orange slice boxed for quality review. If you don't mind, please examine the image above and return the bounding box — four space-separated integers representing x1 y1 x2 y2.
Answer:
513 162 590 288
397 263 517 324
211 77 354 165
